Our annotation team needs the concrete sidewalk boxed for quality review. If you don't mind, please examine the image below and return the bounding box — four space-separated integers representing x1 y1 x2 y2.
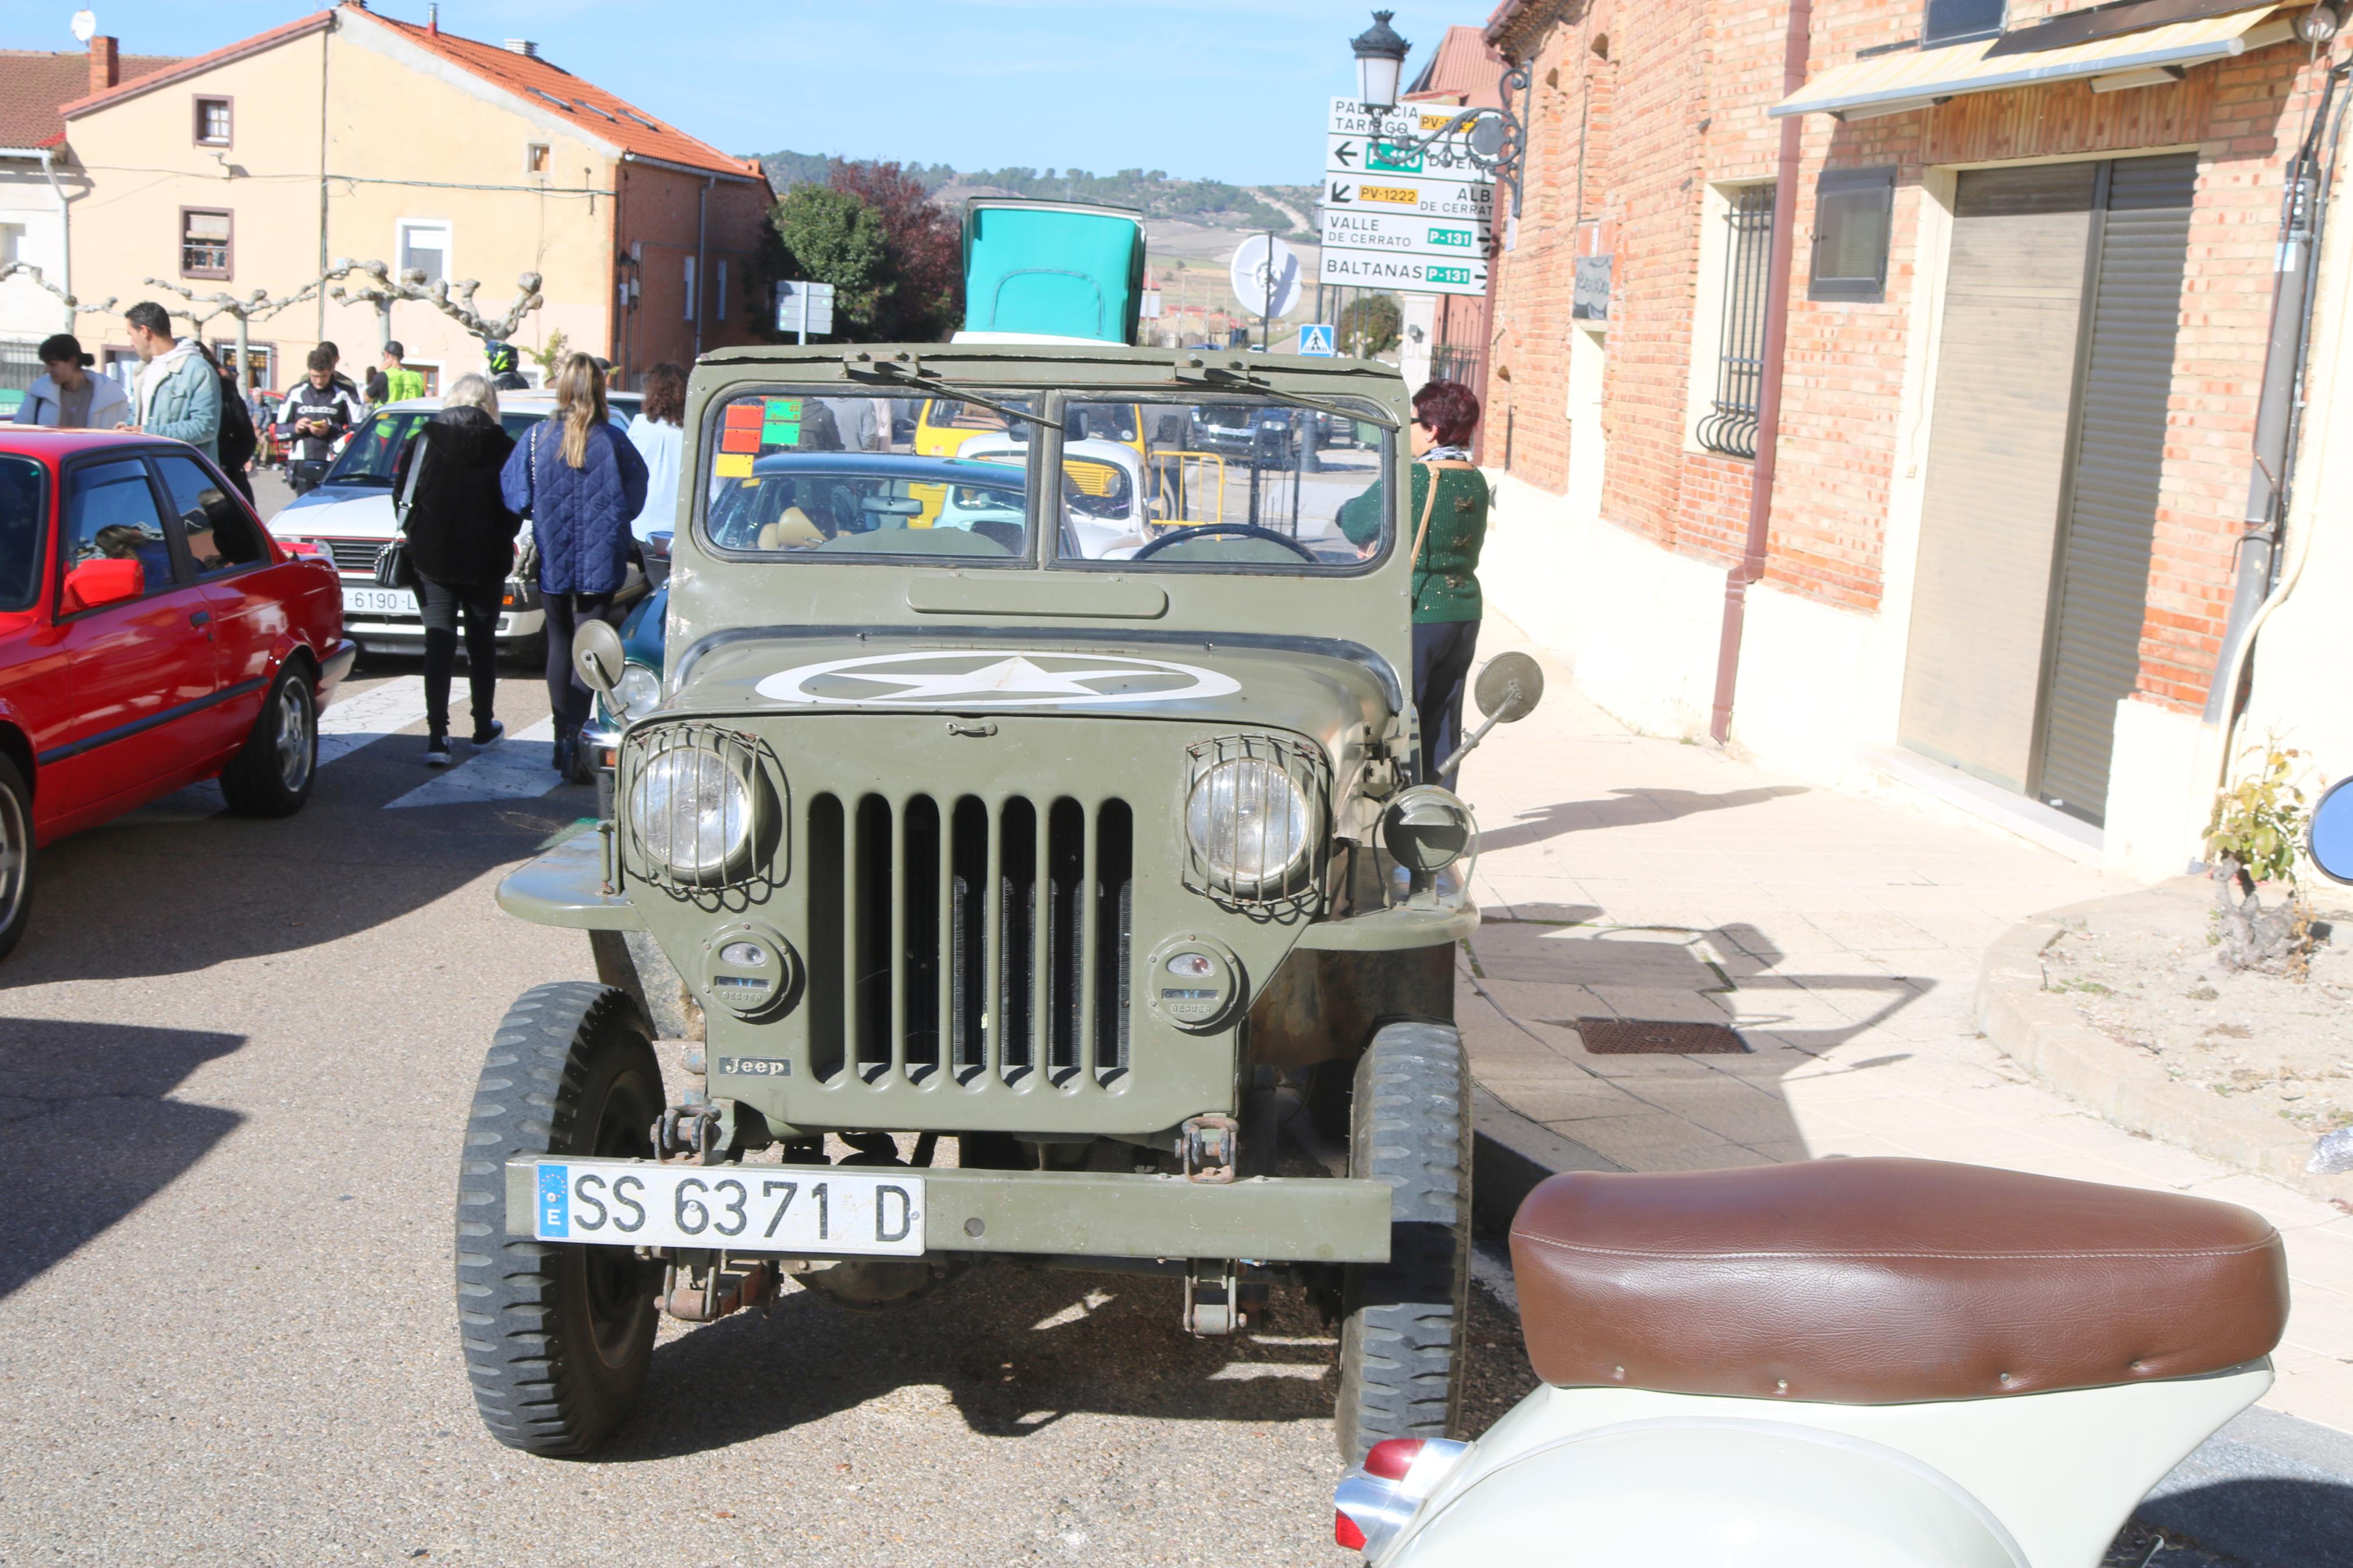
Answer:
1453 613 2353 1439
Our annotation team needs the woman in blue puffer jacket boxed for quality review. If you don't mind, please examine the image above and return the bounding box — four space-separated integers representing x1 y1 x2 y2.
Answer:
501 353 648 775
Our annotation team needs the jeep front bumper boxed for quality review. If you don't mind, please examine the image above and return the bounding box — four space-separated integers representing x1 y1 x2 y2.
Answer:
505 1158 1392 1264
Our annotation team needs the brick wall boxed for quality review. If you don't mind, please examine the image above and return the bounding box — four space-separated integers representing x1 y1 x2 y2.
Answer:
1486 0 2330 710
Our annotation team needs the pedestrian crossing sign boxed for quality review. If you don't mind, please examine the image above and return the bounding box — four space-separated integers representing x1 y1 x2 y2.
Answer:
1297 323 1336 357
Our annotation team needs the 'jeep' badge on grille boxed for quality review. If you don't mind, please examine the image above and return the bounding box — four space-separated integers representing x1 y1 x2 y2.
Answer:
754 650 1241 708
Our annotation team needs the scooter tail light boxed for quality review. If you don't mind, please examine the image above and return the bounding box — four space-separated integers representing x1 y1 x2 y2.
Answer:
1332 1438 1474 1560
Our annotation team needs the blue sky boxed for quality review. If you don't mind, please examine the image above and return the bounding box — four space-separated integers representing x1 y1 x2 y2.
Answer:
5 2 1488 184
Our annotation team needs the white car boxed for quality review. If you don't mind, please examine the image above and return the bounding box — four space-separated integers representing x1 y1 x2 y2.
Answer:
266 392 640 659
958 435 1151 559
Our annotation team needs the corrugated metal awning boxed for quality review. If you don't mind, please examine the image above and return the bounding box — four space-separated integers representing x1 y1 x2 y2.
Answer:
1772 6 2290 121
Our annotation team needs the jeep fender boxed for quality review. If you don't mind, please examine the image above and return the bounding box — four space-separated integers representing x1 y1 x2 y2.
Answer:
1385 1419 2023 1568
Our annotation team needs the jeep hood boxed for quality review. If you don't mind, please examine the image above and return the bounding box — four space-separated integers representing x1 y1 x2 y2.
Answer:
662 631 1399 755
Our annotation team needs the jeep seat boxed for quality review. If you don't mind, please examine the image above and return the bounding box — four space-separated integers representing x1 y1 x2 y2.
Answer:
1509 1157 2288 1403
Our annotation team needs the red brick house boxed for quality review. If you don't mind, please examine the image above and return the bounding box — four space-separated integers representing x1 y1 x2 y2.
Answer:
1477 0 2350 879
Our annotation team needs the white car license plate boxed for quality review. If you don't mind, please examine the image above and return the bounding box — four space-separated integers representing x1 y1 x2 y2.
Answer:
342 585 417 616
532 1162 925 1256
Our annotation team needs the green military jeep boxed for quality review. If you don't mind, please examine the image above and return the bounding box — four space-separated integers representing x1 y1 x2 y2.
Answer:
453 202 1538 1464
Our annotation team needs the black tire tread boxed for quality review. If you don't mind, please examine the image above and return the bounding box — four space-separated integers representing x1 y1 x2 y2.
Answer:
0 752 32 962
219 659 315 818
1335 1019 1471 1462
453 981 657 1456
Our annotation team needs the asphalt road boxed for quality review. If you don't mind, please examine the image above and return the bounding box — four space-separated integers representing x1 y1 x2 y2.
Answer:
0 654 1539 1566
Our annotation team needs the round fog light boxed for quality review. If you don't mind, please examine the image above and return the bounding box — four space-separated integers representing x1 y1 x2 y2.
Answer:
701 923 798 1019
1145 936 1243 1031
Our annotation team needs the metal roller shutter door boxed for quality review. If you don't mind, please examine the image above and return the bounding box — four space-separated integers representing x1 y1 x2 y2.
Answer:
1898 163 2097 792
2034 153 2197 825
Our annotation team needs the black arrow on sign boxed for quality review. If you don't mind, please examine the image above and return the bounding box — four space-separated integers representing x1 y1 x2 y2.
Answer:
1329 180 1354 204
1333 140 1358 168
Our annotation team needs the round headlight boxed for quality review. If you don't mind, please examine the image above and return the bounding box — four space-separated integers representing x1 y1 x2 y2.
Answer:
612 663 661 720
1185 756 1312 891
629 746 754 882
1382 786 1475 873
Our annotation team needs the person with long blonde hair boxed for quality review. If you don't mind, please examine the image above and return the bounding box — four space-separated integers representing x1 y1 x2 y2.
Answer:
499 352 648 776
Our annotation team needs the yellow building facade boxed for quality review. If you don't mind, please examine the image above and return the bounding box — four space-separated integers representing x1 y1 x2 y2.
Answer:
59 3 771 395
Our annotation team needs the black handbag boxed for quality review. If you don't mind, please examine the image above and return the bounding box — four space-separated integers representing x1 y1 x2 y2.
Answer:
377 432 427 591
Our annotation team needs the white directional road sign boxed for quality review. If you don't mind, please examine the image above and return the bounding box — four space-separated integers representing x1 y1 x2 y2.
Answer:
1325 133 1488 183
1319 251 1489 298
1324 173 1493 222
1230 234 1303 319
1321 208 1492 262
1321 95 1495 299
1327 96 1478 143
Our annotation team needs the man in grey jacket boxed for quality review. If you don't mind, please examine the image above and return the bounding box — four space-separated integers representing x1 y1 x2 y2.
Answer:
11 333 132 429
116 300 222 462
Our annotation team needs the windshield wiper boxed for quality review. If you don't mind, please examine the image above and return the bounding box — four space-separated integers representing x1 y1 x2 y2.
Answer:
1172 354 1401 431
839 350 1055 432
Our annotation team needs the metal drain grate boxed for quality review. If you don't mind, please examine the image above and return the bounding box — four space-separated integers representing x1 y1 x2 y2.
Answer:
1575 1018 1748 1054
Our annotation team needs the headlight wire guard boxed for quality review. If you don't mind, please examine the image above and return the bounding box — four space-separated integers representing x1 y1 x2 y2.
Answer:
1179 732 1332 916
616 720 786 908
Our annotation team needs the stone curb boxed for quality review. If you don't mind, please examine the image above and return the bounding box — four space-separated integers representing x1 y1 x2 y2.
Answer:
1975 895 2353 1208
1470 1084 1624 1238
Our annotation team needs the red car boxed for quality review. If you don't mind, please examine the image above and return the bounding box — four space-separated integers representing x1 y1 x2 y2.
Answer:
0 429 354 959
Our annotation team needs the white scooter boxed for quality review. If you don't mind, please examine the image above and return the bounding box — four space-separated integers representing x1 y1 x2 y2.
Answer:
1335 1157 2289 1567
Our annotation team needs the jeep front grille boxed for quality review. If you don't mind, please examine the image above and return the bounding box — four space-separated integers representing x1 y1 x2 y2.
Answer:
804 792 1133 1090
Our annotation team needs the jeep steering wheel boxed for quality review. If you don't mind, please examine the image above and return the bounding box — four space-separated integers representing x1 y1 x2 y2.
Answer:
1131 523 1319 562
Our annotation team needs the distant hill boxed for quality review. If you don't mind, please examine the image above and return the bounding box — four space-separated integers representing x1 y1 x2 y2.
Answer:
758 152 1312 236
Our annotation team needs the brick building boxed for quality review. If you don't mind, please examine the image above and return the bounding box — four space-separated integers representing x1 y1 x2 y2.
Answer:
1476 0 2350 879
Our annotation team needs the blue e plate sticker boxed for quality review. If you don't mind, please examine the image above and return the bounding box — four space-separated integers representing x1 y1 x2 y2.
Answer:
538 1162 570 1238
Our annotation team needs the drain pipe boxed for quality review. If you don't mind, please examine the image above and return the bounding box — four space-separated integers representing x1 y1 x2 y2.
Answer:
2205 62 2350 735
693 175 714 359
37 148 74 332
1708 0 1812 744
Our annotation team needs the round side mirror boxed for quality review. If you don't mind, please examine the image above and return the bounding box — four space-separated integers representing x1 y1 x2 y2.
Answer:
1474 652 1545 724
572 618 626 696
2309 776 2353 885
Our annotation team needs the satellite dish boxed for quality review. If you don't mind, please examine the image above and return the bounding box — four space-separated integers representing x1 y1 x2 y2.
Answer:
1229 234 1302 319
71 10 97 43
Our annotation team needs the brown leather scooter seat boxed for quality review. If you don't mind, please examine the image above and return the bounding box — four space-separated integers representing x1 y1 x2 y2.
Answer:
1510 1158 2288 1403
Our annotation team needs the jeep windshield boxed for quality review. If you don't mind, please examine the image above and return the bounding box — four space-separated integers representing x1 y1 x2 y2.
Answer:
701 387 1393 571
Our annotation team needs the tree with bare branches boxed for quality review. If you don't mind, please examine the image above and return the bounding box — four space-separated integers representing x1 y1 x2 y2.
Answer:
0 261 116 335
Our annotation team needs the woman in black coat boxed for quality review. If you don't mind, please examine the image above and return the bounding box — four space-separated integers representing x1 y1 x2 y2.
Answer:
391 373 521 765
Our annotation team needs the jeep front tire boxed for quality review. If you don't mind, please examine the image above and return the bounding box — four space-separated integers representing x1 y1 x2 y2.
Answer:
1333 1019 1471 1463
454 982 664 1455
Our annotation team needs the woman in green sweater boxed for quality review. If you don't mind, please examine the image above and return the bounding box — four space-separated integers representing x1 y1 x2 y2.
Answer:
1339 379 1489 788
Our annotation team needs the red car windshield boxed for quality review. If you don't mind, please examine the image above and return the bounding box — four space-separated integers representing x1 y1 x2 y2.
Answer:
0 457 41 611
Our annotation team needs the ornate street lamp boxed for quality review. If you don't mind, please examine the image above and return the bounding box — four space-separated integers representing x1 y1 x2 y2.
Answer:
1351 9 1411 112
1345 9 1534 218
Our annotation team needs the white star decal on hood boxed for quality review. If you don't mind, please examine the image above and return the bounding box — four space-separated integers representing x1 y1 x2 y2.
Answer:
753 649 1243 708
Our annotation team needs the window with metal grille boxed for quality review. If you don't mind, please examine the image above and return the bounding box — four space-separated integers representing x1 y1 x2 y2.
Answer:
180 208 230 279
1698 185 1774 460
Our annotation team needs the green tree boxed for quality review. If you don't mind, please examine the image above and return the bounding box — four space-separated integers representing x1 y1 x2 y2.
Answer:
1339 294 1401 358
762 185 888 339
